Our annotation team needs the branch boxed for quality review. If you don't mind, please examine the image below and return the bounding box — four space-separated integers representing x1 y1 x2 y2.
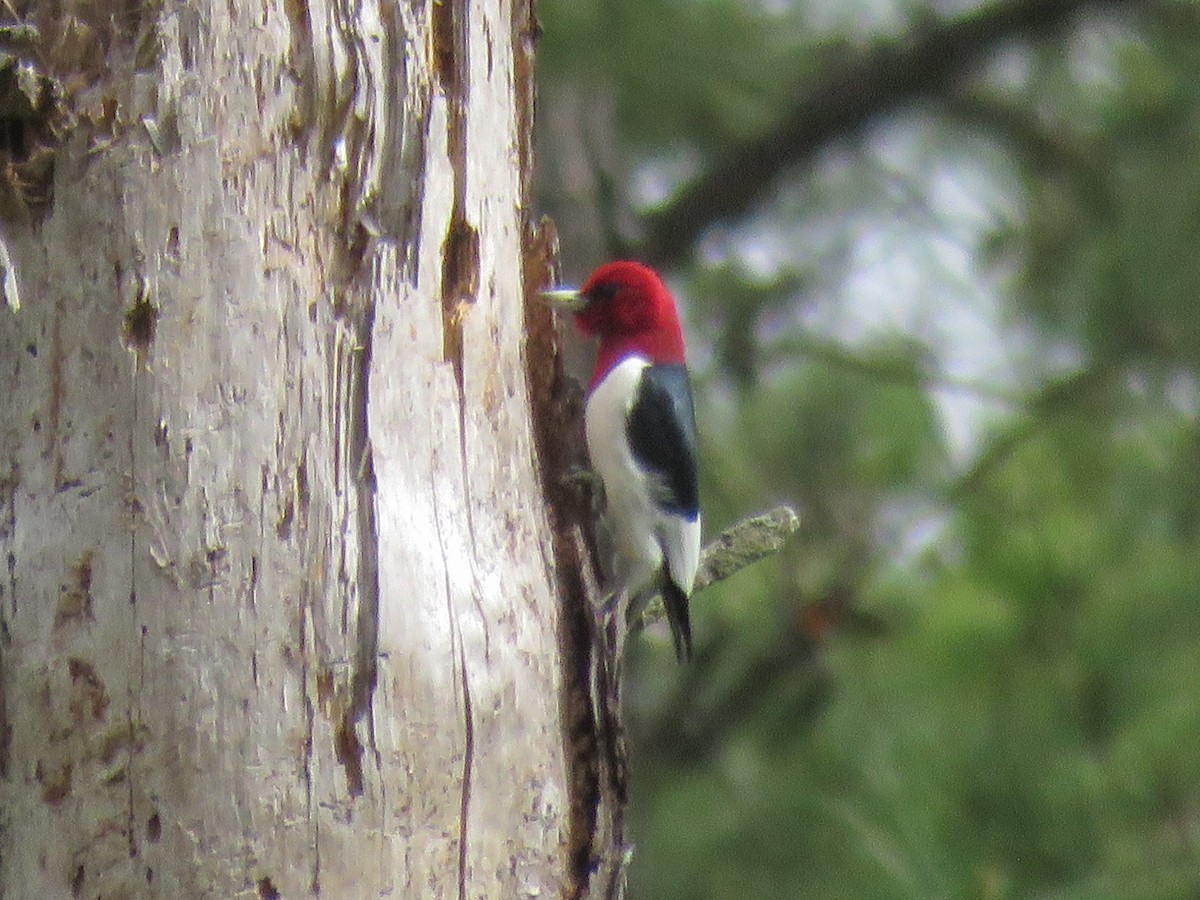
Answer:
694 504 800 591
639 505 800 631
947 366 1114 498
639 0 1141 268
945 91 1111 213
766 332 1025 404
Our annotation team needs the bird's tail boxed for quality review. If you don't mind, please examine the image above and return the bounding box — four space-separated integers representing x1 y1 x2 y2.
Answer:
661 580 693 662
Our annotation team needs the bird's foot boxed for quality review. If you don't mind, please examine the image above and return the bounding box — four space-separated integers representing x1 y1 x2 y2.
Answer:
560 466 606 514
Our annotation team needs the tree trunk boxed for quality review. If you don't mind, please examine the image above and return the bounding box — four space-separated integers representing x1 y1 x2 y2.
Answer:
0 1 585 896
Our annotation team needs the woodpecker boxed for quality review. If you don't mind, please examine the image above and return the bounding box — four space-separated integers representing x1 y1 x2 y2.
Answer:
544 261 701 661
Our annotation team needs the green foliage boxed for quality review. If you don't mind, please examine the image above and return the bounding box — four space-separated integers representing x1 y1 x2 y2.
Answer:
1011 7 1200 373
537 0 1200 897
629 395 1200 898
538 0 814 150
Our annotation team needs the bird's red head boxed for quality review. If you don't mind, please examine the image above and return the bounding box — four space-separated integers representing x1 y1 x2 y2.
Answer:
569 261 686 386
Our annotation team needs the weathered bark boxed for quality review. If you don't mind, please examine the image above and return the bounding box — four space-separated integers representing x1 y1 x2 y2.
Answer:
0 1 577 896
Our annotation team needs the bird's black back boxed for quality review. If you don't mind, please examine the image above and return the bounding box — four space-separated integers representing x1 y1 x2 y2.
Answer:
625 363 700 518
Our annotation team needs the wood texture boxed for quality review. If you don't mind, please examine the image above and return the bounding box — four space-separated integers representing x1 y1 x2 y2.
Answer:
0 0 569 896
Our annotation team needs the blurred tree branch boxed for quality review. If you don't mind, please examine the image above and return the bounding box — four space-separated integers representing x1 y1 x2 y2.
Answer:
948 366 1115 497
635 628 830 764
945 91 1113 214
639 0 1143 269
767 332 1025 404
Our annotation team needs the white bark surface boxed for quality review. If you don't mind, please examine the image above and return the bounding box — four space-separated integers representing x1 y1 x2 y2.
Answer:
0 1 569 896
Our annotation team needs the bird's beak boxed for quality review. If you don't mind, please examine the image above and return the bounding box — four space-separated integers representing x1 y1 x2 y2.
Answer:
540 287 589 312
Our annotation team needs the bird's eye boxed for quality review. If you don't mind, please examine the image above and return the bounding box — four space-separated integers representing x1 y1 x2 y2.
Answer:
587 282 619 303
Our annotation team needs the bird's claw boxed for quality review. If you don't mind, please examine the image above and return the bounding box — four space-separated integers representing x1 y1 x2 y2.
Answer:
560 466 606 513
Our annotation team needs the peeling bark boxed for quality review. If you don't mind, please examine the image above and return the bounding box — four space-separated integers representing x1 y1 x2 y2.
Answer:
0 0 570 896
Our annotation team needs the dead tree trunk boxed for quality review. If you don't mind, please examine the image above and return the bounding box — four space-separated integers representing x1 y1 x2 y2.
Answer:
0 1 584 896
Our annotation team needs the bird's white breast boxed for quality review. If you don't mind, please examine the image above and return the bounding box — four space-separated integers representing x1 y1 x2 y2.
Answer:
586 356 700 594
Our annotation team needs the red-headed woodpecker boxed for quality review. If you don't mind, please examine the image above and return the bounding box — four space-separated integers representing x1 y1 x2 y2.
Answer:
544 261 701 661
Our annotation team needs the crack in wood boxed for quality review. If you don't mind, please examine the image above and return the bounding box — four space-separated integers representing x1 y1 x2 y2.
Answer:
334 711 365 797
127 337 143 862
456 638 474 900
454 387 491 663
48 293 64 490
435 0 478 386
440 219 479 386
338 298 380 795
121 282 158 354
429 453 476 899
299 581 321 894
0 463 12 780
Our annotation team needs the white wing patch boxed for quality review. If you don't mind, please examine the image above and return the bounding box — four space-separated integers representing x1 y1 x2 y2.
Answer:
658 513 701 597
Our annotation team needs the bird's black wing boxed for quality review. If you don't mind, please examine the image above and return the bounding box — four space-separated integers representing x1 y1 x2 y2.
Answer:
625 363 699 518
